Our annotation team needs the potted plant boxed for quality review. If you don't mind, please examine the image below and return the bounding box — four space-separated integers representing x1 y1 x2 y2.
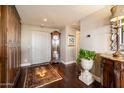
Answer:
76 49 96 85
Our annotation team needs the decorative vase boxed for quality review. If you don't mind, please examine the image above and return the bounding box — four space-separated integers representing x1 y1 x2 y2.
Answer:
79 58 94 85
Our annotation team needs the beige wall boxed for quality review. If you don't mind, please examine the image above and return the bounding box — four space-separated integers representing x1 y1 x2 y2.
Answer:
66 26 76 62
21 24 59 66
76 31 80 58
80 6 111 53
60 26 76 64
80 6 112 81
60 28 67 63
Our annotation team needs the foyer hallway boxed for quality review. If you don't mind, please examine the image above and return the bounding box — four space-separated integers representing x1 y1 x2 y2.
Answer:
16 63 101 88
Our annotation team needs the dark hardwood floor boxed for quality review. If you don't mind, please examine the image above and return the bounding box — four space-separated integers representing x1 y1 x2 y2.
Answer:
16 63 101 88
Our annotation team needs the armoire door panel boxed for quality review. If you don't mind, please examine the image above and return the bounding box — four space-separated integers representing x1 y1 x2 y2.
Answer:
7 6 16 43
7 46 14 83
0 63 1 84
0 5 21 87
0 5 1 57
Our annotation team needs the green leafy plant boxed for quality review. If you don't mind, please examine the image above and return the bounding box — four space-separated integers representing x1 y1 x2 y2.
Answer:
76 49 96 64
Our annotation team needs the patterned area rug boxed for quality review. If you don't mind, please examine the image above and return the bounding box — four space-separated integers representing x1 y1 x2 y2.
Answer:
23 64 62 88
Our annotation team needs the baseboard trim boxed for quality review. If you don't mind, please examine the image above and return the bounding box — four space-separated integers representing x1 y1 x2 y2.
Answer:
61 60 75 65
21 63 31 67
61 60 65 64
92 74 101 83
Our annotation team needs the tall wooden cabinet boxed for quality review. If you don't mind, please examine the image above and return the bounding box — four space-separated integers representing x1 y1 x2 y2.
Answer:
101 54 124 88
0 5 21 87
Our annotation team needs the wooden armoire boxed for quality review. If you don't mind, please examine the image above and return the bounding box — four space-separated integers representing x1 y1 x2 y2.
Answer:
0 5 21 87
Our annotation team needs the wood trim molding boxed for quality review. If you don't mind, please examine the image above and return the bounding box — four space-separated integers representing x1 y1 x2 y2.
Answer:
21 63 31 67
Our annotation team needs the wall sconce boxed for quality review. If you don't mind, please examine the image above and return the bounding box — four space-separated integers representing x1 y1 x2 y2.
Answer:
86 34 91 38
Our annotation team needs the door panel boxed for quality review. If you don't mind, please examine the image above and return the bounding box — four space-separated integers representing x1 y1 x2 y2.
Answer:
32 31 51 64
0 6 1 83
121 63 124 87
103 59 114 88
114 62 121 88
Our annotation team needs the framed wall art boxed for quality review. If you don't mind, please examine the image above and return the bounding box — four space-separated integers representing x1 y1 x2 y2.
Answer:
68 35 75 46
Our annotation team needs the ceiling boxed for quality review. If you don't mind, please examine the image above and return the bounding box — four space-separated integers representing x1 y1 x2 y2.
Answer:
16 5 107 29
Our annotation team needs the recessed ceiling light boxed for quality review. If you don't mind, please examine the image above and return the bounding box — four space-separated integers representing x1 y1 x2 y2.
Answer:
43 18 47 22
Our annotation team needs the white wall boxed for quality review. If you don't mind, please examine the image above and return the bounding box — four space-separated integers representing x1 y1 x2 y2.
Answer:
80 6 111 53
66 26 76 62
21 24 59 66
60 26 76 65
76 31 80 58
60 28 67 63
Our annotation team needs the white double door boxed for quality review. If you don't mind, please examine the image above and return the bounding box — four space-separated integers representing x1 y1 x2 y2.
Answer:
31 31 51 64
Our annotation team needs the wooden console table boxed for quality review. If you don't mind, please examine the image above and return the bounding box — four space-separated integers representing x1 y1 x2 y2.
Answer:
101 54 124 88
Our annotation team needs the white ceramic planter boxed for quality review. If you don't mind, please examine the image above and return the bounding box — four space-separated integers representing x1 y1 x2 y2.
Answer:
79 58 94 85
